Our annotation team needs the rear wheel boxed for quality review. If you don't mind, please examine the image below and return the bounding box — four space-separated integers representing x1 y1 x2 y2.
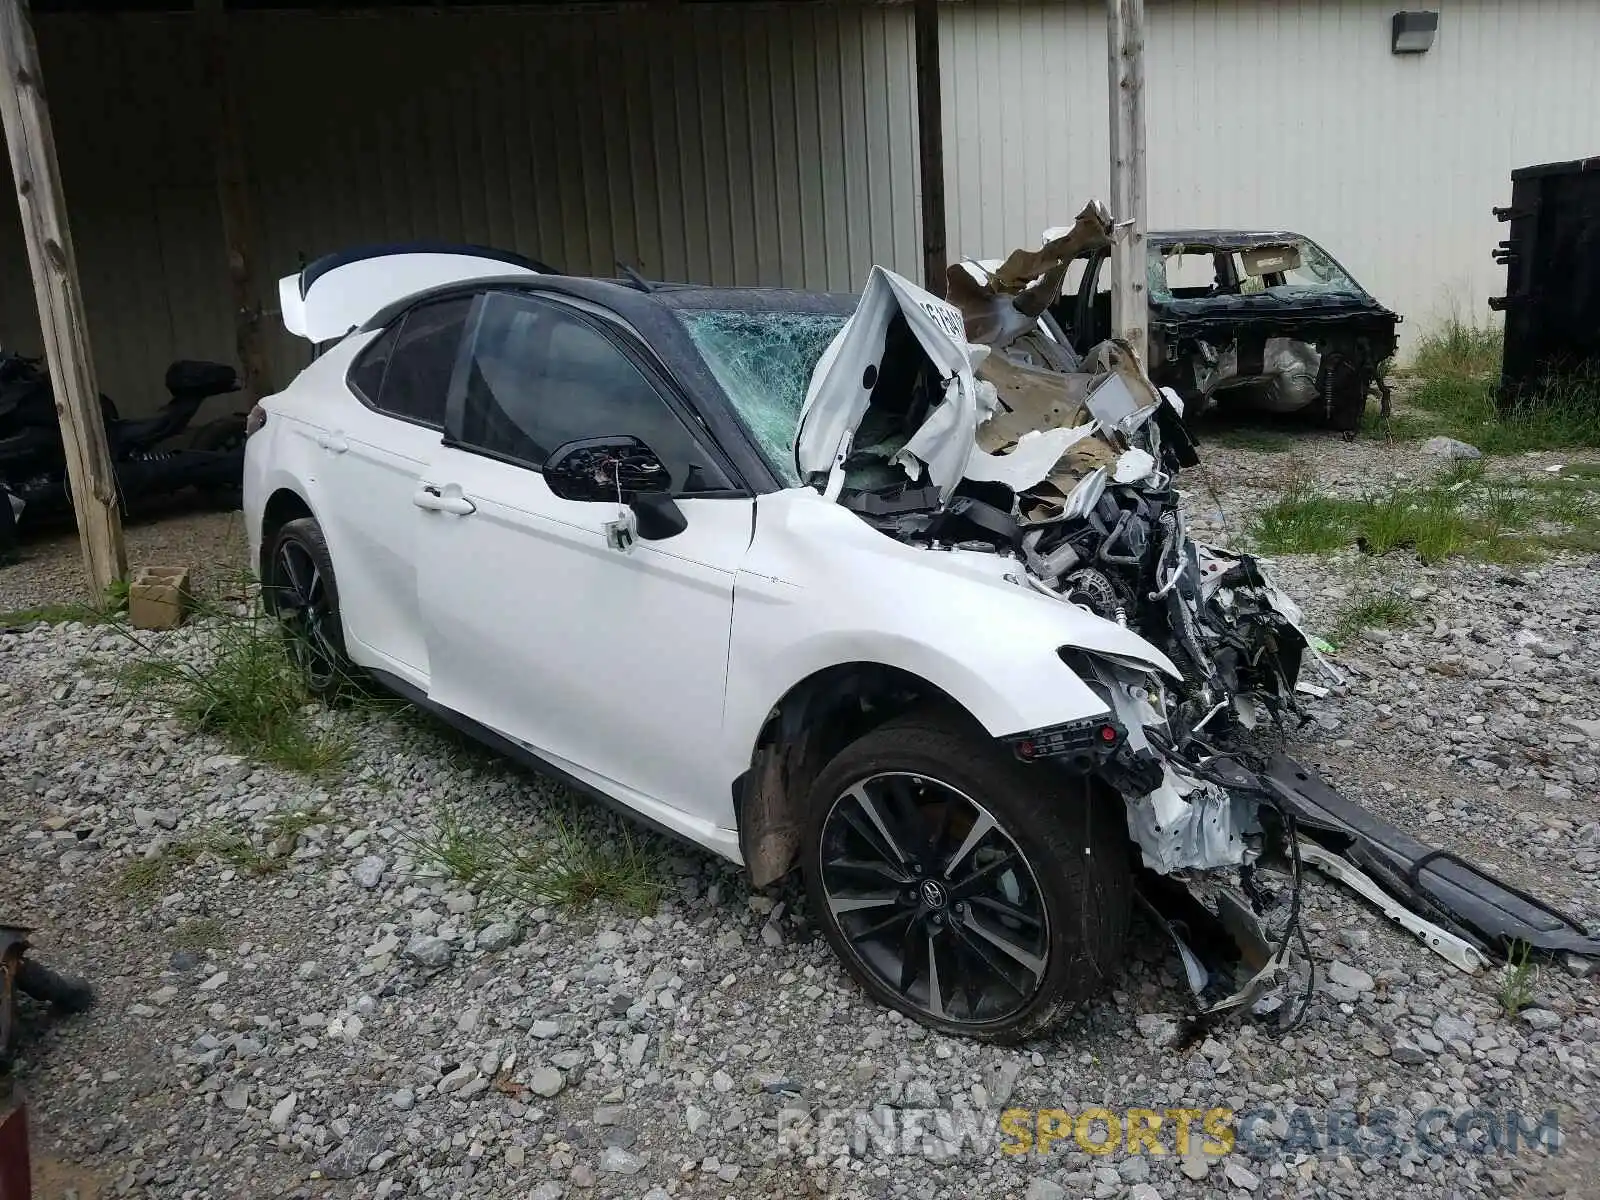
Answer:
263 516 356 698
802 709 1132 1041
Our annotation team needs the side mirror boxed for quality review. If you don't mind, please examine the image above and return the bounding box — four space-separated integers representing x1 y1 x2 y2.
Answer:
630 491 687 541
543 435 687 542
543 435 672 503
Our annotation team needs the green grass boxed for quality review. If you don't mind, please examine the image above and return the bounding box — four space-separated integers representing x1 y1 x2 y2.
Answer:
168 918 225 951
1 600 119 629
410 808 502 887
1328 593 1417 647
1498 940 1537 1017
1365 317 1600 453
1555 462 1600 482
1361 408 1438 441
407 807 664 916
0 579 130 629
107 596 351 776
1201 426 1298 453
0 603 93 628
1251 465 1600 565
117 856 179 897
201 832 288 875
115 839 203 897
1412 318 1504 383
1251 484 1353 555
512 813 664 912
116 822 303 897
1404 376 1600 455
264 806 334 844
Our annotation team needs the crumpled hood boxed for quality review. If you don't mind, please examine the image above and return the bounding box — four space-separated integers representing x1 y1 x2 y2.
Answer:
793 267 977 493
793 259 1131 506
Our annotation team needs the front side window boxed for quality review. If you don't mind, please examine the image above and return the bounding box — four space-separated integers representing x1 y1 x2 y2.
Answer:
349 296 471 427
455 293 731 493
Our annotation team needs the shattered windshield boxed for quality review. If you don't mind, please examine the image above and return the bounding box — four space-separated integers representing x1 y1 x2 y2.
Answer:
1148 237 1364 301
678 309 846 485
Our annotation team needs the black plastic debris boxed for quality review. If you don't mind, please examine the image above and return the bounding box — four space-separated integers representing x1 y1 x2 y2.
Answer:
1258 754 1600 961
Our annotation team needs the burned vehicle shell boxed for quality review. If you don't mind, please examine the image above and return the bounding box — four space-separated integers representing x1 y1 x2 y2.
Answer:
1137 231 1400 432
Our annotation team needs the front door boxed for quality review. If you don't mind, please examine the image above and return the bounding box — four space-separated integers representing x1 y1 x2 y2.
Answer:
416 291 753 830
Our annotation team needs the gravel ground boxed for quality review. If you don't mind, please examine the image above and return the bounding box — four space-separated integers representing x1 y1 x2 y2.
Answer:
0 506 247 614
3 431 1599 1200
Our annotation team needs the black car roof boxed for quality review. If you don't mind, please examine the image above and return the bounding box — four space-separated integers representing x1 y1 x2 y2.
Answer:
363 274 856 331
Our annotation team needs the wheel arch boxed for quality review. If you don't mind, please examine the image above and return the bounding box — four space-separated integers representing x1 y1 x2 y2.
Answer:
734 660 986 888
258 487 315 577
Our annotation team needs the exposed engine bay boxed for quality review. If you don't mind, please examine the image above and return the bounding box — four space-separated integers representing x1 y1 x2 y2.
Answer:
794 204 1600 1027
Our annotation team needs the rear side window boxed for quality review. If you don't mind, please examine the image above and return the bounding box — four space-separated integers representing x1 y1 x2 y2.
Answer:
347 296 471 427
454 293 731 493
348 325 396 403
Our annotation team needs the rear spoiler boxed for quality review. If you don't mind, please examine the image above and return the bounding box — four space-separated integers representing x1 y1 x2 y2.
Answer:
279 242 556 343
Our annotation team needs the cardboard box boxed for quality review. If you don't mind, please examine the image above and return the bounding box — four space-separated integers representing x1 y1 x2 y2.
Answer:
128 565 192 630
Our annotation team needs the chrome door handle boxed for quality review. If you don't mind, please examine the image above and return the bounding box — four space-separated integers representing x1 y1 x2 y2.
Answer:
413 485 476 516
317 432 349 454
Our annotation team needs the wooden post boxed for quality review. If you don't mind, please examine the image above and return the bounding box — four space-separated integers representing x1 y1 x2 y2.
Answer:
0 0 126 592
0 1091 30 1200
914 0 948 296
197 0 271 402
1106 0 1149 361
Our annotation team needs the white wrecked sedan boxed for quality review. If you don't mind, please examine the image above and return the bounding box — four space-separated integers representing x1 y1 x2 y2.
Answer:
245 242 1561 1042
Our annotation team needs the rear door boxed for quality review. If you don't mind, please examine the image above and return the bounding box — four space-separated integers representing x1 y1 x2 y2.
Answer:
415 292 754 829
315 296 471 684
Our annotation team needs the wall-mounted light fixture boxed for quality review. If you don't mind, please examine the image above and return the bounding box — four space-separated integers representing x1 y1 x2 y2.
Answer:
1392 11 1439 54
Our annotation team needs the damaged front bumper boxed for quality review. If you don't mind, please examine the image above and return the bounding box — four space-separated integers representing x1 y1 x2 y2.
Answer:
1098 718 1600 1022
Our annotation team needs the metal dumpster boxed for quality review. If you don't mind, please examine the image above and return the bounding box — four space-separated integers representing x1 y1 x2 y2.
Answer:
1491 155 1600 404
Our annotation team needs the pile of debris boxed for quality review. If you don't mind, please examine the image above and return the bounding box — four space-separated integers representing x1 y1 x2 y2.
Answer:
794 204 1600 1026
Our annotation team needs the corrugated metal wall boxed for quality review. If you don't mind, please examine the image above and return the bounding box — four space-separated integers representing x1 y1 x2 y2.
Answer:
942 0 1600 350
0 14 234 417
8 0 1599 413
1 3 922 412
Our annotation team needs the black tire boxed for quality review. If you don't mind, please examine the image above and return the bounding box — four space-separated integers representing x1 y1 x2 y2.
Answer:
802 708 1133 1042
262 516 358 698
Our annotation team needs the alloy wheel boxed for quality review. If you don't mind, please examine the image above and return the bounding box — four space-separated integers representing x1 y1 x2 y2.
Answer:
817 771 1051 1027
271 540 339 692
